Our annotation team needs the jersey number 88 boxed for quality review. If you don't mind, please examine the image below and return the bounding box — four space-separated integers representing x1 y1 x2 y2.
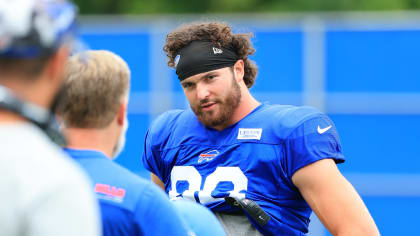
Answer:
169 166 248 204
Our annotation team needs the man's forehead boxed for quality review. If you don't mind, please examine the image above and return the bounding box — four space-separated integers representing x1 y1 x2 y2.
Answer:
181 67 228 83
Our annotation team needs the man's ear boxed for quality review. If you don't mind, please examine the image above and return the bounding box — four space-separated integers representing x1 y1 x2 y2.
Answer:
117 101 127 126
234 59 245 83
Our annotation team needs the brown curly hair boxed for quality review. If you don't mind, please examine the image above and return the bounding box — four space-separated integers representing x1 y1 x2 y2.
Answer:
163 21 258 88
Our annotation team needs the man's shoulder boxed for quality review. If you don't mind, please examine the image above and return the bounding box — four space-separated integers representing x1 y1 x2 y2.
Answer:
258 104 323 127
0 124 88 178
66 149 166 212
67 151 153 196
98 160 152 189
149 109 192 131
252 104 326 140
147 109 197 144
0 124 95 207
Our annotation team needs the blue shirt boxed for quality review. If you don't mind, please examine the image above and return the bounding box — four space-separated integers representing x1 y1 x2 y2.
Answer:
64 148 191 236
142 104 345 236
173 200 226 236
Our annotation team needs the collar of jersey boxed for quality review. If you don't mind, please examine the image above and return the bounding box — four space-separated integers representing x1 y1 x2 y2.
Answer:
63 147 109 160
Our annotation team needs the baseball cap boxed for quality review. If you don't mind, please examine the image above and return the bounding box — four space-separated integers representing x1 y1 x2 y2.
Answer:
0 0 79 58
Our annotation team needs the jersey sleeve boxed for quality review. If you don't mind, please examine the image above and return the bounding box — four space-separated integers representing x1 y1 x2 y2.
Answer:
141 129 162 176
142 110 182 181
133 183 192 236
283 114 345 178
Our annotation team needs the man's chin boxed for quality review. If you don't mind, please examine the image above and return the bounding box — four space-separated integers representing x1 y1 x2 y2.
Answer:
198 113 215 124
200 116 228 129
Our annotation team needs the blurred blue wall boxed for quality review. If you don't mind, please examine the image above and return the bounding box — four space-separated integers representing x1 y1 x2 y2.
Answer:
80 14 420 235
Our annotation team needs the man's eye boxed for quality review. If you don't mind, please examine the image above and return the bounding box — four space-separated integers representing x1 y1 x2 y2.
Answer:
182 83 192 88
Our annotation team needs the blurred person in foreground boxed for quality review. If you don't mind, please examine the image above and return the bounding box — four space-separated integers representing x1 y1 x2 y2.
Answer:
0 0 101 235
142 21 380 236
57 49 225 236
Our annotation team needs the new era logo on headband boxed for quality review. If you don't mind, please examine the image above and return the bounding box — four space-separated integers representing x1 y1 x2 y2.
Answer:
213 47 223 54
174 55 181 67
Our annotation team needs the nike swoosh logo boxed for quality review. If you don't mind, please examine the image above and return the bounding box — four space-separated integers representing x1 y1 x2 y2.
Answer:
317 125 332 134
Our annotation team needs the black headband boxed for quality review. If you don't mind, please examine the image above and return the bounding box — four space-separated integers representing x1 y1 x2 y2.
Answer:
175 41 239 81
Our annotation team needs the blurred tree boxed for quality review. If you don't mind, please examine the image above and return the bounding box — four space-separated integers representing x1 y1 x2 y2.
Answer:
73 0 122 14
407 0 420 7
72 0 420 14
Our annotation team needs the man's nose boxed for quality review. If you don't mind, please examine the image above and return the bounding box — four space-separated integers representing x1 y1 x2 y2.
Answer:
196 83 210 100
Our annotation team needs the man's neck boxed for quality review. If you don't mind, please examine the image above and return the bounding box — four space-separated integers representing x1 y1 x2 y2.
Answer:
64 127 116 159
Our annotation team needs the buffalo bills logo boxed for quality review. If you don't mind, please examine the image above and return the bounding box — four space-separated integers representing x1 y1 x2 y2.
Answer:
198 150 219 163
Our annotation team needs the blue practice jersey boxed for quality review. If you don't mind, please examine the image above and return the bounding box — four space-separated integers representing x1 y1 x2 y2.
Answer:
64 148 191 236
142 103 345 236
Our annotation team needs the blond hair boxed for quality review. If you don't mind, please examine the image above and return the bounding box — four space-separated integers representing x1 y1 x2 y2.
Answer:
57 50 130 128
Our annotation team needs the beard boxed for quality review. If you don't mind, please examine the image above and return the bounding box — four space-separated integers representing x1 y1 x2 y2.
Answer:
112 115 129 159
191 76 241 129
